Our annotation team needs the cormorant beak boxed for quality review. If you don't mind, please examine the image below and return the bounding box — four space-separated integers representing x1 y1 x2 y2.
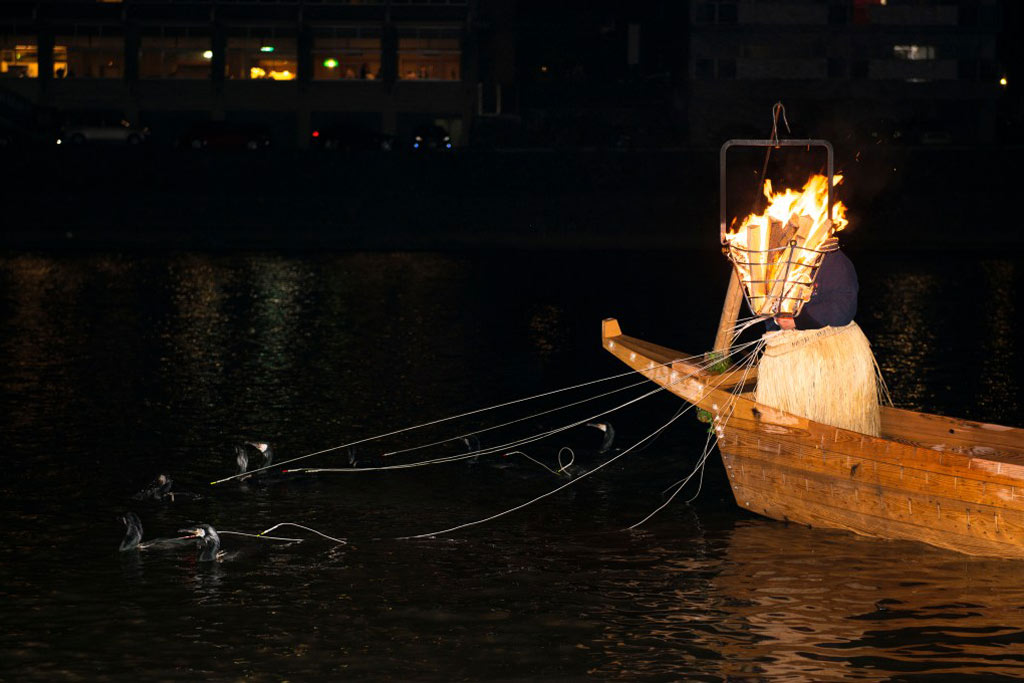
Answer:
177 527 205 539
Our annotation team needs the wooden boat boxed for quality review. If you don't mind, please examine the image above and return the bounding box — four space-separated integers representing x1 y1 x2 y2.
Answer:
601 317 1024 559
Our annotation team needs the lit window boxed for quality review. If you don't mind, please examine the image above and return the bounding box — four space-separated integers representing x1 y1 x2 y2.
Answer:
226 32 297 80
398 29 460 81
139 31 211 79
313 29 381 80
54 29 124 79
0 36 39 78
893 45 935 61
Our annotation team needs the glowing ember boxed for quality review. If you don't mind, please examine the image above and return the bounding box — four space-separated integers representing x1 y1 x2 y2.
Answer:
724 173 848 317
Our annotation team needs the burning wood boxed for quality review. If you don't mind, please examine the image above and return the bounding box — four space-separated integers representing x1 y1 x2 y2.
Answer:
724 174 848 317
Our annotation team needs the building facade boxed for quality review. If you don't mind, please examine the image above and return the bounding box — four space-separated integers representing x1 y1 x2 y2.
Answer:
0 0 1009 149
688 0 1003 146
0 0 516 147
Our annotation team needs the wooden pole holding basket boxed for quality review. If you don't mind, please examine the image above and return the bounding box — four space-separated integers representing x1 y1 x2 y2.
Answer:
712 269 745 357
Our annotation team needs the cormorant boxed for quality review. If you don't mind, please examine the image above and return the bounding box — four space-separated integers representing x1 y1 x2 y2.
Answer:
235 441 274 480
178 524 224 562
586 421 616 453
132 474 175 502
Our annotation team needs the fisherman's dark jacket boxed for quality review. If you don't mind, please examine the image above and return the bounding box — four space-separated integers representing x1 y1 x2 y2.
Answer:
765 249 858 331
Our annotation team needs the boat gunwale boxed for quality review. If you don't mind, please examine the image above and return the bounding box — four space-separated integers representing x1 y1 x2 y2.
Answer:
601 318 1024 484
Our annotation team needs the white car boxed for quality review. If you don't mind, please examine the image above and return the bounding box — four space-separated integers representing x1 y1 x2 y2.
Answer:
58 120 150 145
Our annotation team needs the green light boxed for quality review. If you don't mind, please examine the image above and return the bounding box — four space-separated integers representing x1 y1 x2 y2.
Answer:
260 45 275 53
323 58 338 69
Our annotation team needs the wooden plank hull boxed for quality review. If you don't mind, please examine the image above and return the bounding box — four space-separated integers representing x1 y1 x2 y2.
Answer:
601 318 1024 559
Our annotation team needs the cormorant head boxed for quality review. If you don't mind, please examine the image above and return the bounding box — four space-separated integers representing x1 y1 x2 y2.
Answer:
178 524 222 562
246 441 273 468
119 512 144 551
131 473 174 501
235 446 249 476
586 421 616 453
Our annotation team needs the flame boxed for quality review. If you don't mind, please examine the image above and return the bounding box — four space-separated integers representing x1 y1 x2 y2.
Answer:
724 173 848 317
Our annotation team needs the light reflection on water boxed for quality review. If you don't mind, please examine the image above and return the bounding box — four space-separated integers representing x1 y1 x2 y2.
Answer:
868 270 941 409
0 250 1022 681
861 254 1022 424
579 522 1024 681
980 260 1019 419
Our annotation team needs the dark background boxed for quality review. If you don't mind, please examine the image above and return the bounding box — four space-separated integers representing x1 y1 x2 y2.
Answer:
3 5 1024 679
0 0 1021 251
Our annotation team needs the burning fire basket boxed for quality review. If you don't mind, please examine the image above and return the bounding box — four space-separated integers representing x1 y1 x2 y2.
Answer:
719 138 845 319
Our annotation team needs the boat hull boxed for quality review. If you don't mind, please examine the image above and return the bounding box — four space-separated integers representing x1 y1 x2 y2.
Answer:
602 318 1024 559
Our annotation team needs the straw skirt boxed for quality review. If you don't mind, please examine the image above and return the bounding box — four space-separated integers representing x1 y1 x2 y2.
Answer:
756 322 881 436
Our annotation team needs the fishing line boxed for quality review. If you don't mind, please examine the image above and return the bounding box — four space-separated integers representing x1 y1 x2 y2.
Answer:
728 315 769 348
659 337 763 501
285 337 766 475
218 530 304 542
635 338 765 527
210 342 764 547
210 359 694 485
137 535 195 549
636 435 716 530
258 522 347 544
287 383 667 474
504 446 576 477
394 359 758 540
205 337 765 546
683 449 713 505
396 405 695 540
381 376 652 458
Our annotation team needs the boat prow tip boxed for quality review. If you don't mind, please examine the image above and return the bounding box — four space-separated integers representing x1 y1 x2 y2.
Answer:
602 318 622 339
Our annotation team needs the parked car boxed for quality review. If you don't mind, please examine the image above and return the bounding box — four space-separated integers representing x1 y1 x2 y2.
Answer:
411 124 453 151
179 121 271 150
312 124 394 152
58 119 150 145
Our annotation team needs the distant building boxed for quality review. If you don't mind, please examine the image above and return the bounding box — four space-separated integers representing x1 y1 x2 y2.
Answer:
0 0 516 147
688 0 1003 146
511 0 688 149
0 0 1007 149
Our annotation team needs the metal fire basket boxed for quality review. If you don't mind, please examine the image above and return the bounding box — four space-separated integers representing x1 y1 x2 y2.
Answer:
719 138 836 319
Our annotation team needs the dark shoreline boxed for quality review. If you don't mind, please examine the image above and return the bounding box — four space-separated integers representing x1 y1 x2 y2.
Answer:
2 146 1017 251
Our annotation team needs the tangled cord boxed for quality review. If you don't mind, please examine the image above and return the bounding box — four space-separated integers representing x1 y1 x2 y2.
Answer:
503 446 576 477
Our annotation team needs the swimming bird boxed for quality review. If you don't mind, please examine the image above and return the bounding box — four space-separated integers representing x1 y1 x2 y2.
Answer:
119 511 144 551
462 435 482 464
235 446 250 478
118 512 196 552
132 474 175 502
586 421 616 453
131 474 199 502
235 441 274 480
178 524 224 562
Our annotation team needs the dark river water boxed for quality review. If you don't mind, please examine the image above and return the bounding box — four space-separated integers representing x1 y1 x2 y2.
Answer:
1 249 1022 681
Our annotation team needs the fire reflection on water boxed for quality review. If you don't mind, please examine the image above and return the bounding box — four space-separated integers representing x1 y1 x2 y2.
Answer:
588 521 1024 680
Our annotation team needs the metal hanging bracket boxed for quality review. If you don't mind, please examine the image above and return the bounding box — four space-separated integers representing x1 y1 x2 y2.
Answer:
719 138 835 244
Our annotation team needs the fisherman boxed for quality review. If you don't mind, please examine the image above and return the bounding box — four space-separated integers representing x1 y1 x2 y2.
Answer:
756 238 880 436
767 239 857 331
